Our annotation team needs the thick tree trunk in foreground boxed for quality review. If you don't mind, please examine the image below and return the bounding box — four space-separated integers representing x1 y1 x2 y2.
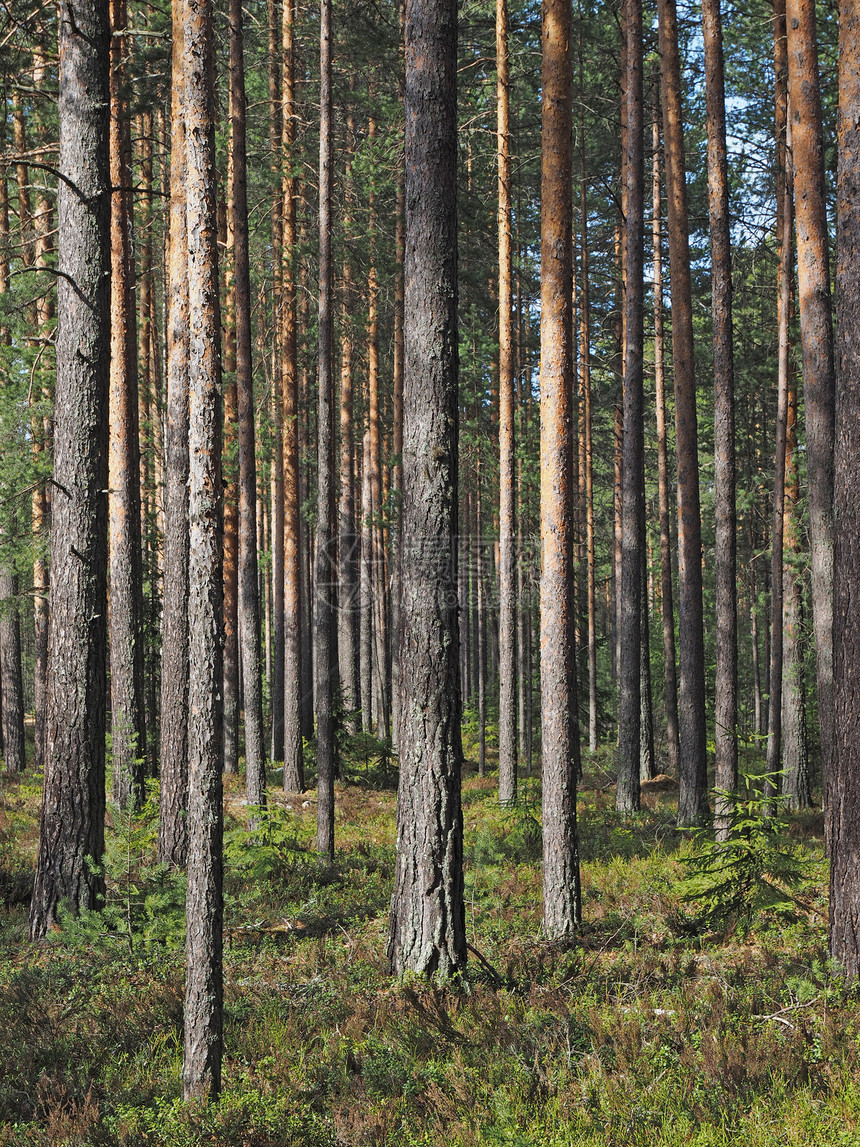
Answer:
657 0 708 825
109 0 146 806
497 0 517 805
30 0 111 937
703 0 737 829
787 0 835 834
229 0 266 804
387 0 465 976
181 0 224 1098
158 14 190 868
539 0 581 938
316 0 337 862
618 0 645 814
829 0 860 976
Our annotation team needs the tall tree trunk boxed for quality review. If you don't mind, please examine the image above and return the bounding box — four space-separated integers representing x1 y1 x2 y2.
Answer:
387 0 465 975
229 0 267 804
30 0 111 936
316 0 336 862
540 0 581 938
0 550 25 774
578 55 597 756
282 0 303 793
366 137 389 740
652 103 680 777
338 101 359 734
782 372 810 807
221 201 240 777
657 0 708 825
618 0 645 814
360 426 373 730
703 0 737 831
766 35 794 800
787 0 835 835
830 0 860 975
136 109 159 775
109 0 146 806
158 11 190 868
31 59 53 776
0 164 24 776
497 0 517 803
390 1 406 750
476 460 487 776
181 0 224 1097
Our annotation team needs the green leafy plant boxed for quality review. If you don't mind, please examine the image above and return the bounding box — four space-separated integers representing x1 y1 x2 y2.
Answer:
676 772 807 933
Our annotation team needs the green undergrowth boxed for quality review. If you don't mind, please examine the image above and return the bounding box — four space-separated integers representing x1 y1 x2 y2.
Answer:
0 737 853 1146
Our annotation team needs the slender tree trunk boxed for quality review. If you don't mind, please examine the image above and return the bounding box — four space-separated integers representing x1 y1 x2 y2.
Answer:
578 63 598 755
657 0 708 825
703 0 737 831
786 0 835 835
221 202 240 777
766 46 794 800
229 0 267 804
476 460 487 776
31 73 53 775
652 104 680 777
0 162 24 776
540 0 581 938
158 11 190 868
366 143 389 740
497 0 517 802
0 559 25 774
387 0 465 976
316 0 336 862
830 0 860 975
181 0 224 1096
281 0 303 792
360 426 373 729
782 372 810 807
640 557 655 780
618 0 645 814
109 0 146 806
338 101 359 734
30 0 111 936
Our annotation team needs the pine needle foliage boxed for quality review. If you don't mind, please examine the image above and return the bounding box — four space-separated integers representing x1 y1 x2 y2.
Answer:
676 773 807 933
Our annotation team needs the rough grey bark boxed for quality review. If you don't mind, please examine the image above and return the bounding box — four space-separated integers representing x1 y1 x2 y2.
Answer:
539 0 581 938
108 0 146 807
0 566 25 773
787 0 835 838
497 0 517 804
782 376 810 809
181 0 224 1098
29 0 111 937
657 0 708 825
158 12 190 869
617 0 645 814
229 0 266 805
316 0 337 862
829 0 860 975
703 0 737 827
652 104 680 778
387 0 465 977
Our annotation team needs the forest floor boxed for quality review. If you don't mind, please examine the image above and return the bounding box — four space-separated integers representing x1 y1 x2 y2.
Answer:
0 725 855 1147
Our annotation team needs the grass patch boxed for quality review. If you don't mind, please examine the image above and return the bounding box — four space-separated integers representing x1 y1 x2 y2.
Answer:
0 738 852 1145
